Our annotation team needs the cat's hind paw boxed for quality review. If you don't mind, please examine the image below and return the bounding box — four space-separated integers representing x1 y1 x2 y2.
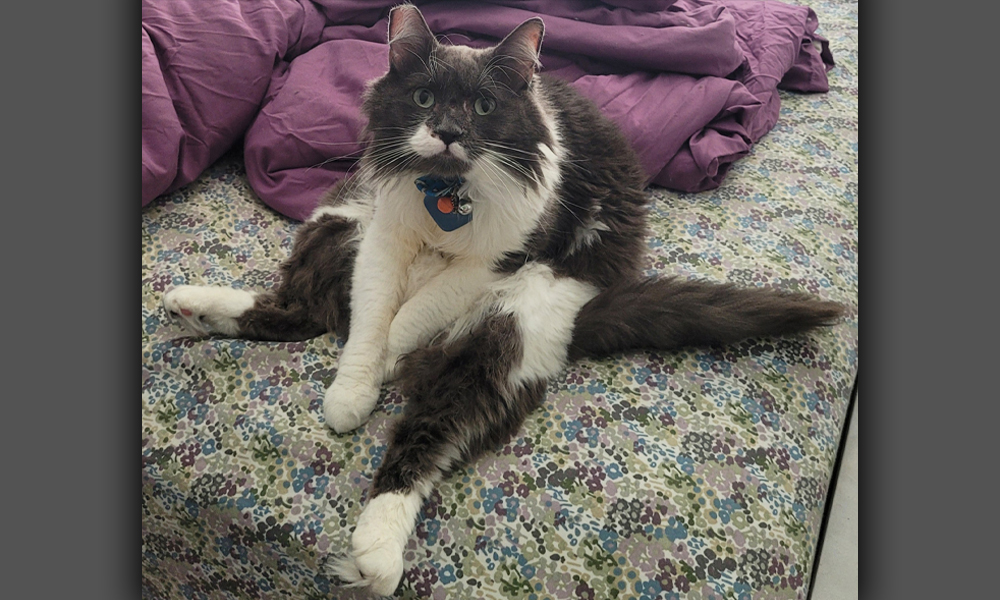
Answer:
329 543 404 597
163 285 256 337
329 492 418 597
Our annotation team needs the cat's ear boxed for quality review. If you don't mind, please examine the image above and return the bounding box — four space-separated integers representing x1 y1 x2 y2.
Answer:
387 4 436 74
489 18 545 92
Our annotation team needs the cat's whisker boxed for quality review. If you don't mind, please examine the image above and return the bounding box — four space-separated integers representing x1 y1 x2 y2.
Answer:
366 141 415 159
492 155 535 180
435 34 458 47
337 144 412 183
477 54 507 89
308 134 418 171
482 62 520 95
477 151 514 187
486 149 589 229
309 140 408 171
483 150 541 189
408 46 436 78
480 151 529 188
366 145 423 178
306 155 360 172
475 156 516 202
305 137 409 172
473 156 509 199
481 141 541 159
340 149 411 177
305 140 371 147
479 155 527 209
304 131 418 170
481 145 536 169
429 52 456 74
480 143 537 157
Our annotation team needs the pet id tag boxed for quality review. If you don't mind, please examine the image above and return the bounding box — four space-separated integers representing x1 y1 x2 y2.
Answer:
416 176 473 232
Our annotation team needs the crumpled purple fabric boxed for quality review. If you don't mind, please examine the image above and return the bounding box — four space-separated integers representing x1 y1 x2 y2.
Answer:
142 0 833 221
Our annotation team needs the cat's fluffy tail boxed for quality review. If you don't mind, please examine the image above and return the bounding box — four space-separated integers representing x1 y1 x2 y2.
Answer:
567 277 844 361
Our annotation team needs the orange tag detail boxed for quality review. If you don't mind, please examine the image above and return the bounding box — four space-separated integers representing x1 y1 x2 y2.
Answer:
437 196 454 214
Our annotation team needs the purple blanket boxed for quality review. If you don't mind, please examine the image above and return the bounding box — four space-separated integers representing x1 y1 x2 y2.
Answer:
142 0 833 221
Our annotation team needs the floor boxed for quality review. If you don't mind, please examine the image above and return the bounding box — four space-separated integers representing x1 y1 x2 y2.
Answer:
811 397 859 599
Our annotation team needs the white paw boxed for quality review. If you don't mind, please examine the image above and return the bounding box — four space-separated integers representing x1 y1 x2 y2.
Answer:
383 321 412 382
323 375 381 434
163 285 256 337
329 492 422 596
382 350 404 382
330 538 404 597
383 320 425 382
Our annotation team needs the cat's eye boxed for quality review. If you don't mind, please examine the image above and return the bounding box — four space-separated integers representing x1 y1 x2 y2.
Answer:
413 88 434 108
474 97 496 116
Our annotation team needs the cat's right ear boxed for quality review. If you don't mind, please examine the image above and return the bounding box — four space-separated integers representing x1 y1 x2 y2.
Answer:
387 4 435 74
489 17 545 92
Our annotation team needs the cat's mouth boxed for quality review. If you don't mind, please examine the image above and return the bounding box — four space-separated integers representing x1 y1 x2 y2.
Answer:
439 143 470 162
402 126 473 176
421 146 471 177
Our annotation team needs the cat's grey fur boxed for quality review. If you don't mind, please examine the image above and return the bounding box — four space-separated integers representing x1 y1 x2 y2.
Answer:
164 5 842 595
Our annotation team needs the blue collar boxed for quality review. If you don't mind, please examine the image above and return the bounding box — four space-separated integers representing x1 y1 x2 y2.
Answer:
416 176 473 232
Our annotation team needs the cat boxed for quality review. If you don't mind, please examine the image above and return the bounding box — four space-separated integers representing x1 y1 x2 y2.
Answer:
163 5 843 595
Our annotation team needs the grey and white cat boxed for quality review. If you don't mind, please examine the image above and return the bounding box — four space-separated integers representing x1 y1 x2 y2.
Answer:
164 5 841 595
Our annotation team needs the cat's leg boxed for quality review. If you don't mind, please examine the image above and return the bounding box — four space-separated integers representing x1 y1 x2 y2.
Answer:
163 205 364 341
323 212 422 433
383 259 500 380
332 263 597 594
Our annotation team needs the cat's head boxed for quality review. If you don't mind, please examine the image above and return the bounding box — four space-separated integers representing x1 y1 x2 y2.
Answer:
361 4 552 183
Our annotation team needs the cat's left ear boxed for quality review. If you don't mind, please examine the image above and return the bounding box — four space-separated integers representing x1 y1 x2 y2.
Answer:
490 17 545 92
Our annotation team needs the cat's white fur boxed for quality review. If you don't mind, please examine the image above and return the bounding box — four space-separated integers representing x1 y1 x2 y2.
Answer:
335 262 595 593
307 196 373 233
492 263 598 385
323 76 564 431
162 286 256 336
383 257 500 380
408 123 446 158
326 76 590 592
329 478 436 596
164 73 578 594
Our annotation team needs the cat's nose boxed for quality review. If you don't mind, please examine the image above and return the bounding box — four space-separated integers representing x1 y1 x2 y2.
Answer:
434 128 462 146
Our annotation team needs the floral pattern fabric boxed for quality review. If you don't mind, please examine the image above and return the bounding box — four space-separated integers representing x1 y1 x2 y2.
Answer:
141 2 857 598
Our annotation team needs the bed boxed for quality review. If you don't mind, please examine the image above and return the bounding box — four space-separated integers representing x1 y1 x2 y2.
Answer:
141 1 858 598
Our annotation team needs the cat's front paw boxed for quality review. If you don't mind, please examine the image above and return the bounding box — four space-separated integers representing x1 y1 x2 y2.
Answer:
323 375 380 433
329 492 417 596
163 285 255 337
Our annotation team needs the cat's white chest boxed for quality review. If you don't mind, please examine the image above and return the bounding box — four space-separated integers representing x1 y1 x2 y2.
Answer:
393 186 480 257
381 177 544 263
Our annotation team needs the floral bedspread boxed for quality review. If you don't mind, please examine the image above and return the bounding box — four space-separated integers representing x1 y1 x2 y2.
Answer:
141 3 857 598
